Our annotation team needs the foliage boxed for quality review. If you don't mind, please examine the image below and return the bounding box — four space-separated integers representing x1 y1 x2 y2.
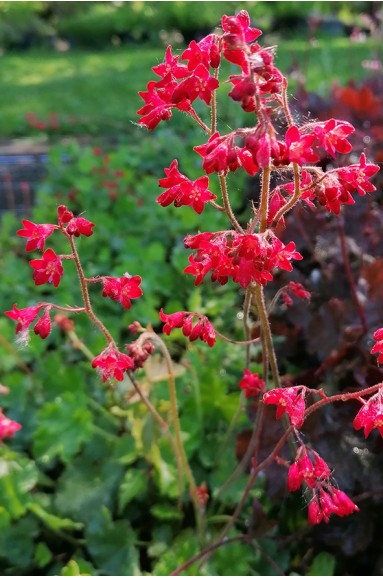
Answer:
1 6 383 578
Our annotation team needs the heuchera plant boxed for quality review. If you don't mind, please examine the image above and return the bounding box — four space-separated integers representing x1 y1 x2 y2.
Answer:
4 9 382 570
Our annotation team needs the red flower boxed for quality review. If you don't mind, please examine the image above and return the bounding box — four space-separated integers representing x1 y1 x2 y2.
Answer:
101 275 143 310
159 309 186 335
337 153 379 196
0 411 22 439
157 174 216 214
152 45 189 79
288 281 311 300
66 216 95 237
285 125 319 165
5 303 42 334
159 309 216 347
91 346 134 382
314 119 354 158
182 34 220 71
29 248 64 287
57 205 74 226
172 64 219 106
263 386 306 428
33 308 51 339
308 487 359 525
371 327 383 364
17 220 55 252
353 388 383 438
238 369 265 398
287 446 331 492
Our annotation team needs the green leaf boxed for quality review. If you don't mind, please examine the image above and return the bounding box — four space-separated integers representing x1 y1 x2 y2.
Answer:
0 456 38 519
61 557 96 576
34 542 53 568
86 507 140 575
33 391 93 464
150 503 183 521
54 437 125 524
28 502 83 532
309 552 336 576
152 529 200 575
0 514 39 569
118 468 148 514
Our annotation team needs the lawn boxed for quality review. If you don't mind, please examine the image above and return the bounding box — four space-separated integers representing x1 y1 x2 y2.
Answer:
0 36 381 139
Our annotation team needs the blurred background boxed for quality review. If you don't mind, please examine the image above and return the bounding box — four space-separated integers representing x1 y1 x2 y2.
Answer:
0 2 383 576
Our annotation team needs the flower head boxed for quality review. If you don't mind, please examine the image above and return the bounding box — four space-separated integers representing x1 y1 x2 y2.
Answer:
370 327 383 364
263 386 306 428
308 486 359 525
238 369 265 398
353 388 383 438
91 346 134 382
287 446 331 492
17 220 55 252
5 303 42 334
101 275 143 310
29 248 64 287
0 411 22 439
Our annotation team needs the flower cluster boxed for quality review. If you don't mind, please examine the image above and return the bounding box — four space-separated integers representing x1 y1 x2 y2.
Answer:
353 387 383 438
287 446 330 492
159 309 216 347
156 160 216 214
263 386 306 428
137 40 219 130
238 369 265 398
281 281 311 307
101 275 143 310
0 410 22 440
91 346 134 382
184 231 302 288
308 487 359 525
370 327 383 364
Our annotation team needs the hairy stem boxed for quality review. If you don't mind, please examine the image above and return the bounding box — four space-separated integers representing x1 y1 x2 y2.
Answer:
219 175 244 233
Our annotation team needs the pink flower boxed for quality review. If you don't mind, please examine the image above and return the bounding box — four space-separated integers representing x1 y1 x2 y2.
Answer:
239 369 265 398
101 275 143 310
159 309 186 334
182 35 220 71
263 386 306 428
57 205 74 226
66 216 95 237
308 487 359 525
172 63 219 106
337 153 379 196
287 446 331 492
288 282 311 300
5 303 42 334
0 411 22 439
34 308 51 339
29 248 64 287
285 125 319 165
314 119 354 158
17 220 55 252
370 327 383 364
353 388 383 438
92 346 134 382
159 309 216 347
152 45 189 79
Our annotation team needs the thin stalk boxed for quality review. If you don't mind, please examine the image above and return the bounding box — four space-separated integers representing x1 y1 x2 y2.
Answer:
252 284 280 388
210 65 220 134
272 162 301 226
152 334 206 542
337 218 367 333
259 165 271 233
128 371 184 509
67 235 115 345
219 175 244 233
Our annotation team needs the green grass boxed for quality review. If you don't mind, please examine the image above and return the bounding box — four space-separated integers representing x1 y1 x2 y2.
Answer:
0 37 381 139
